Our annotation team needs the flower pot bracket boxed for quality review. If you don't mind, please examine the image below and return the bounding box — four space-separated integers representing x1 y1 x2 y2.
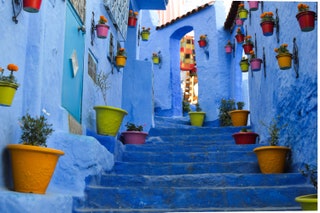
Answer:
11 0 22 24
292 37 299 78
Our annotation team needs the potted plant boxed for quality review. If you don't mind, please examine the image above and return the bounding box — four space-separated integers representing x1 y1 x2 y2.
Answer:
249 50 263 71
235 28 245 44
295 164 318 210
260 11 275 36
121 122 148 145
232 128 259 145
225 40 233 53
93 70 128 136
152 52 160 65
0 64 19 106
274 43 292 70
218 98 235 126
253 117 290 174
198 34 208 47
242 35 254 55
96 15 110 39
23 0 42 13
140 27 151 41
115 48 127 68
182 100 191 116
6 112 64 194
237 3 248 20
296 3 316 32
248 1 259 11
188 103 206 127
228 101 250 126
239 57 249 72
128 10 139 27
235 16 243 26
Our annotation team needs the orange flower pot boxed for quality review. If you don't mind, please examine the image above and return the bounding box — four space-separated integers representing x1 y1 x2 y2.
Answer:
276 53 292 70
253 146 290 174
115 55 127 68
228 110 250 126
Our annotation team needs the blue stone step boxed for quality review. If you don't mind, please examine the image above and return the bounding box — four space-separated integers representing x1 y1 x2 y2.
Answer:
122 150 257 163
147 134 235 144
76 184 315 209
89 173 308 188
110 161 260 175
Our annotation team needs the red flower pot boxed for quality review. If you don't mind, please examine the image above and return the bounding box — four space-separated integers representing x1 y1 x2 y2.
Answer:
296 11 316 32
250 58 263 71
242 44 253 54
198 40 207 47
122 131 148 145
260 21 275 36
248 1 259 11
225 45 232 53
23 0 42 13
235 18 243 26
96 24 110 39
232 132 259 145
235 34 245 44
128 16 137 27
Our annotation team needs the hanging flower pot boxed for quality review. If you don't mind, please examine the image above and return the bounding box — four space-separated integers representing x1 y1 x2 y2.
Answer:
260 21 275 36
23 0 42 13
140 27 151 41
225 40 233 54
235 28 245 44
248 1 259 11
128 10 138 27
296 3 316 32
152 52 160 64
250 58 263 71
0 64 19 106
96 16 109 39
242 44 253 55
115 48 127 68
274 43 292 70
237 4 248 20
235 17 243 26
240 58 249 72
198 35 207 47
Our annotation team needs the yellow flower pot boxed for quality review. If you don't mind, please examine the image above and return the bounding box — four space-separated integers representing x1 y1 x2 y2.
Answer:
152 56 160 64
93 106 128 136
141 31 150 41
253 146 290 174
188 111 206 127
0 81 18 106
115 55 127 68
295 194 318 210
238 9 248 20
240 61 249 72
276 53 292 70
7 144 64 194
228 110 250 126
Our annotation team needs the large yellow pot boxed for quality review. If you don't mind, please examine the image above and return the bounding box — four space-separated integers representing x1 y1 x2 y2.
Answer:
94 106 128 136
228 110 250 126
253 146 290 174
188 111 206 127
115 55 127 68
276 53 292 70
295 194 318 210
0 81 19 106
7 144 64 194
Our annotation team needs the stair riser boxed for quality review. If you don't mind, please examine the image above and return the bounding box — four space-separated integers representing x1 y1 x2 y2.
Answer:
111 162 260 175
92 173 309 187
147 135 234 142
148 127 245 136
79 186 316 209
122 151 257 163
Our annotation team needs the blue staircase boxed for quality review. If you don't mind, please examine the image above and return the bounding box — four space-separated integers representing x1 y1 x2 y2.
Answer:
73 117 315 212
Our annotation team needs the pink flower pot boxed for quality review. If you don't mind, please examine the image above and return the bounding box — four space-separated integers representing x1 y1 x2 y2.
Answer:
296 11 316 32
248 1 259 11
122 131 148 145
96 24 110 39
250 58 263 71
235 18 243 26
225 45 232 53
260 21 275 36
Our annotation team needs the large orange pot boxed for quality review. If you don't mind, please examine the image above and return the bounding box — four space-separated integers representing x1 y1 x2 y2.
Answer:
228 110 250 126
253 146 290 174
276 53 292 70
7 144 64 194
115 55 127 68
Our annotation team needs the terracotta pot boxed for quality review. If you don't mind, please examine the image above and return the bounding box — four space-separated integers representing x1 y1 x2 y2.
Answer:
96 24 110 39
23 0 42 13
128 16 137 27
122 131 148 145
260 21 275 36
248 1 259 11
276 53 292 70
232 132 259 144
253 146 290 174
296 11 316 32
250 58 262 71
242 43 253 54
235 34 245 44
229 110 250 126
198 40 207 47
115 55 127 67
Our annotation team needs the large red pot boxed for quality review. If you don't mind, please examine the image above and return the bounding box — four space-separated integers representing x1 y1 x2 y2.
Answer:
235 34 245 44
242 44 253 55
260 21 275 36
128 16 137 27
23 0 42 13
232 132 259 145
198 40 207 47
296 11 316 32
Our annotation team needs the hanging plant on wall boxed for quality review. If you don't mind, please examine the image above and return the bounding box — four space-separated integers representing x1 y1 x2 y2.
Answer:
239 57 249 72
115 48 127 68
96 15 110 39
225 40 233 53
23 0 42 13
249 50 263 71
296 3 316 32
260 12 275 36
235 28 245 44
0 64 19 106
274 43 292 70
198 34 208 47
128 10 139 27
140 27 151 41
242 35 254 55
237 3 248 20
248 1 259 11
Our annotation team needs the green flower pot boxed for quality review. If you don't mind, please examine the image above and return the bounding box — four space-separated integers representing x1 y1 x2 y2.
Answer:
188 111 206 127
0 81 19 106
93 106 128 136
295 194 318 211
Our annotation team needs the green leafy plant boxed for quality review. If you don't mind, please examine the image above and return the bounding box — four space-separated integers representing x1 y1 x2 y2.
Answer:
19 113 54 147
236 101 245 110
219 98 236 126
300 164 317 190
195 103 202 112
240 128 251 132
182 101 191 113
125 122 143 131
261 117 287 146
